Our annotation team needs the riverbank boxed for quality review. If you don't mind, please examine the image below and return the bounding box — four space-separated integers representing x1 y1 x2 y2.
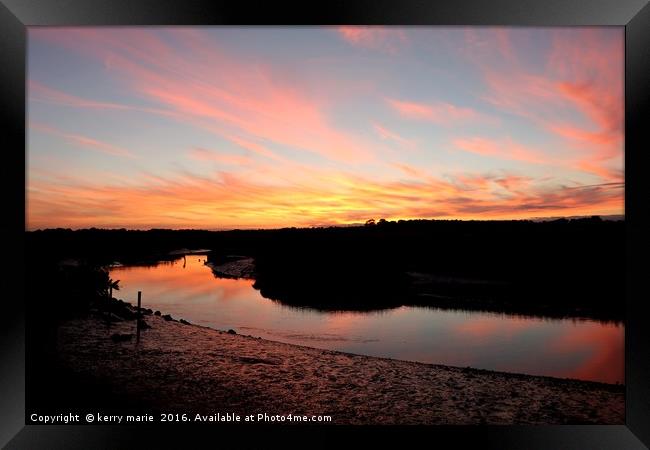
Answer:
54 307 624 425
205 255 255 279
205 254 623 322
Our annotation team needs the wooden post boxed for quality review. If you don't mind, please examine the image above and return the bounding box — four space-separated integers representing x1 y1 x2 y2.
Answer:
108 285 112 327
136 291 142 343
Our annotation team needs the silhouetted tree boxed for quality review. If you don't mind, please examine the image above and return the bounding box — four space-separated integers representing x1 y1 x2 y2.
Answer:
108 277 120 301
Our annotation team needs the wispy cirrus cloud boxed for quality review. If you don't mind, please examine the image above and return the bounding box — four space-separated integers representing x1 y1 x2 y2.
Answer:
453 137 548 165
463 28 623 181
27 165 623 230
29 80 130 110
547 29 623 151
336 26 408 53
30 122 136 159
26 28 624 229
372 123 413 147
386 98 491 126
188 147 254 167
30 28 379 166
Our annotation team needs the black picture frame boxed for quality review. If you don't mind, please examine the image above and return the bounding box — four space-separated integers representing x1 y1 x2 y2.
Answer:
1 0 648 448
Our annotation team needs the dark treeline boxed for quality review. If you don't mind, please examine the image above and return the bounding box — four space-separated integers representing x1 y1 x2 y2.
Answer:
26 217 625 321
232 217 624 320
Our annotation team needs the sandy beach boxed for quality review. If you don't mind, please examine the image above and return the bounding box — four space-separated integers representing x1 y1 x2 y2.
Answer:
55 310 624 425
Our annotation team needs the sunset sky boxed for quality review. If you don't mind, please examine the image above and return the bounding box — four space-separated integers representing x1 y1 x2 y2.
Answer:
27 27 624 230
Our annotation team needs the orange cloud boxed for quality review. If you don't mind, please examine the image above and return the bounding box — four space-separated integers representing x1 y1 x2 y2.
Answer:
390 163 430 180
188 148 253 166
492 174 532 192
27 164 623 230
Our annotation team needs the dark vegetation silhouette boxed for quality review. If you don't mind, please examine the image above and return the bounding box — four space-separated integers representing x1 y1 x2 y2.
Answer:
27 217 624 319
247 217 624 320
25 261 141 416
25 217 624 416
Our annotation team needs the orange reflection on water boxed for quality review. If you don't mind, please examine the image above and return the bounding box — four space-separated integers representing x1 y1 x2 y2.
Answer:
111 254 624 384
446 313 623 383
545 323 624 384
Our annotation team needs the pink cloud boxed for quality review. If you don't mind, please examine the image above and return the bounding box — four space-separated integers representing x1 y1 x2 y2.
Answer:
574 161 624 183
372 123 411 145
224 135 282 161
494 29 516 62
465 28 623 181
30 28 378 166
188 148 253 166
29 80 129 110
30 122 135 159
390 163 431 180
28 80 184 124
446 172 533 196
451 173 493 191
492 174 532 192
336 26 408 53
453 137 548 165
387 98 484 125
555 79 622 152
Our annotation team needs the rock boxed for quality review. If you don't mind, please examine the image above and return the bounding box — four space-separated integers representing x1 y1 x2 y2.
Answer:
179 319 191 325
110 333 133 342
108 313 123 322
112 307 138 321
138 319 151 330
227 329 237 335
162 314 174 321
154 310 161 316
142 308 153 315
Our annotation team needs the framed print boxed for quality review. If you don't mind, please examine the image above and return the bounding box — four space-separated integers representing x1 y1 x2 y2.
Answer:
1 0 649 448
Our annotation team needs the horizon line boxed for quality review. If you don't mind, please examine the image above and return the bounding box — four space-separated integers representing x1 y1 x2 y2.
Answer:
26 214 625 233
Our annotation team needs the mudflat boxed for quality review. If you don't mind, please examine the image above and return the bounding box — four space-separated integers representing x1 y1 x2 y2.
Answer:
55 314 624 425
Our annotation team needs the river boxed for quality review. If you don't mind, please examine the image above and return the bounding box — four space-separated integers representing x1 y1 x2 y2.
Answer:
110 253 623 384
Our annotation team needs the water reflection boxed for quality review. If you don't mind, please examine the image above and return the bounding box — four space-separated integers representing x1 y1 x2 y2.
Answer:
110 254 624 384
